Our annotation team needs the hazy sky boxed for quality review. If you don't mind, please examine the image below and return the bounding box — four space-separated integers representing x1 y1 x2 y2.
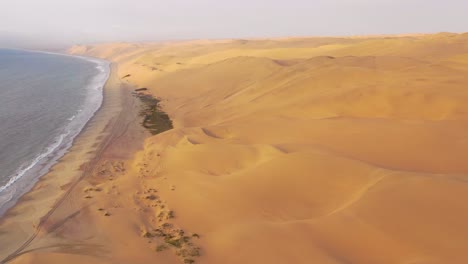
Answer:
0 0 467 47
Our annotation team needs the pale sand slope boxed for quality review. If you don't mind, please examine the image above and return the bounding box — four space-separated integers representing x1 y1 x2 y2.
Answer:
3 33 468 264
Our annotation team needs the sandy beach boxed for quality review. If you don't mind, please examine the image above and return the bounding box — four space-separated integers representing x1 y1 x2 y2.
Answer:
1 33 468 263
0 64 149 263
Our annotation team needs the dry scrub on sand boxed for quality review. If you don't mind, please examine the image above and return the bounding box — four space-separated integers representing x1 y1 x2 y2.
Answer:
1 33 468 264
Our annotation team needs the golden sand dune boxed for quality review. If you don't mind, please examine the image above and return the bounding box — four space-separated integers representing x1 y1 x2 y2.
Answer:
2 33 468 264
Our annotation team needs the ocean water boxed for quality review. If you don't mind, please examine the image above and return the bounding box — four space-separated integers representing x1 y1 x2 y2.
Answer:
0 49 110 214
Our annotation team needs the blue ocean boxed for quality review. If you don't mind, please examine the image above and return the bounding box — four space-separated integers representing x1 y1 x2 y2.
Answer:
0 49 109 213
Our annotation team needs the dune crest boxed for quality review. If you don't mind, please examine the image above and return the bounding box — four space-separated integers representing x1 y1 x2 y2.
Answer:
1 34 468 264
69 34 468 263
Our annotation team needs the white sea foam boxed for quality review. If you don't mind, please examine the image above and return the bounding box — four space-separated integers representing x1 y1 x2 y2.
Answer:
0 133 68 193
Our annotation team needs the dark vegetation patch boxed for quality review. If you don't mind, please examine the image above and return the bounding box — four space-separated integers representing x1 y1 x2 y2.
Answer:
146 225 201 261
134 93 173 135
156 244 168 252
165 237 183 248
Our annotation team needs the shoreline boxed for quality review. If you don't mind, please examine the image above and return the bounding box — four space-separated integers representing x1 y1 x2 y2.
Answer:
0 62 146 262
2 35 468 263
0 52 111 216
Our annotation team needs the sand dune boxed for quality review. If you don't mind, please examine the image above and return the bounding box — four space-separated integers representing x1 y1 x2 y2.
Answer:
2 33 468 263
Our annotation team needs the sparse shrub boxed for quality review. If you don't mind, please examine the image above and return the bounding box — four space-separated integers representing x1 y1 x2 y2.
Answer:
165 237 182 248
146 194 158 200
167 210 175 218
156 244 168 252
143 231 154 238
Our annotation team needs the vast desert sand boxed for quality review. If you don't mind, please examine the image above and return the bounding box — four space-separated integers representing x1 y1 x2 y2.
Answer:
1 33 468 263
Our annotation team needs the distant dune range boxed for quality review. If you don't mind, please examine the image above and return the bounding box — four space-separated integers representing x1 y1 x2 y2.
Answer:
1 33 468 263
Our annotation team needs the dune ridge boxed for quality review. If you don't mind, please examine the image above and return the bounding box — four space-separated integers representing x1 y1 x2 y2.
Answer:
1 33 467 263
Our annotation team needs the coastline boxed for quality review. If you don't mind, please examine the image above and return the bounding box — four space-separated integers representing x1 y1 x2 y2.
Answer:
0 62 146 262
2 35 468 263
0 52 110 216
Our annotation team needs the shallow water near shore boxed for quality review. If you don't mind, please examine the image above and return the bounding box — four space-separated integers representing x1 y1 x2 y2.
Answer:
0 49 110 214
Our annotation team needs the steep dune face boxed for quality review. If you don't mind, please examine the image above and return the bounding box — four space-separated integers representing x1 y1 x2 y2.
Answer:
71 34 468 263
